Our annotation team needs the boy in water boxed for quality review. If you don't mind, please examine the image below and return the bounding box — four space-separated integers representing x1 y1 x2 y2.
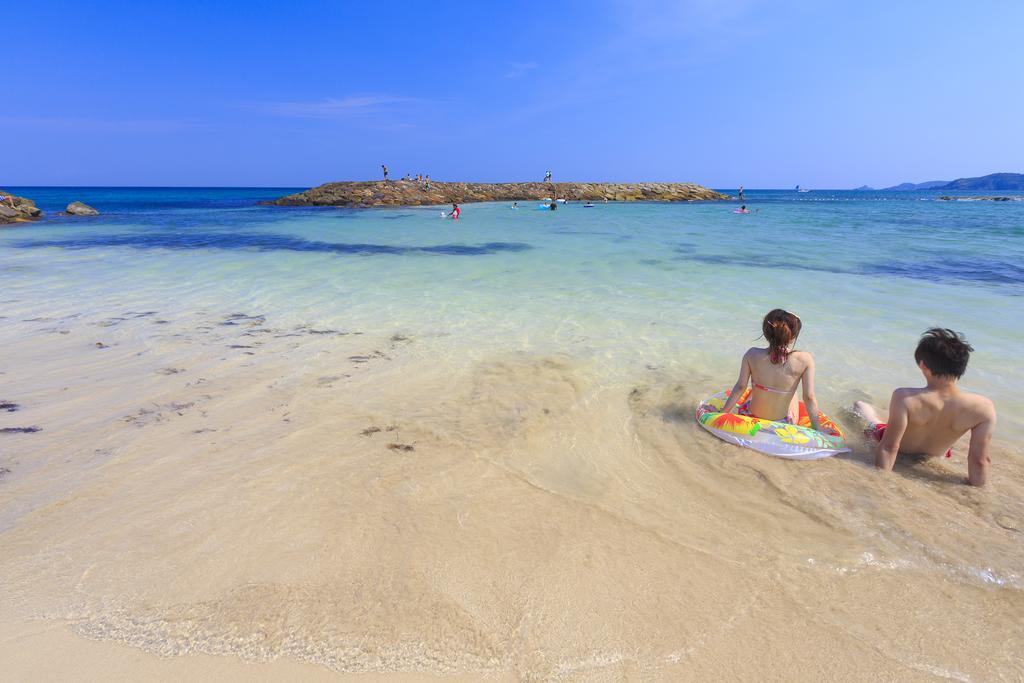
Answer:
854 328 996 486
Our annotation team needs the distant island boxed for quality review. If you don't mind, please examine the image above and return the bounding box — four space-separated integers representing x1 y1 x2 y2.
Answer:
881 180 949 191
268 180 728 208
938 172 1024 191
869 172 1024 192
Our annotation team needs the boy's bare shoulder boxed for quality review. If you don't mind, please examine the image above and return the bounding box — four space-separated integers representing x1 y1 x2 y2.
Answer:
890 387 917 401
962 391 996 417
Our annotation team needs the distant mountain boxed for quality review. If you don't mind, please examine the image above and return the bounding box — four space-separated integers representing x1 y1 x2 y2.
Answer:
853 185 874 191
938 172 1024 191
882 180 949 191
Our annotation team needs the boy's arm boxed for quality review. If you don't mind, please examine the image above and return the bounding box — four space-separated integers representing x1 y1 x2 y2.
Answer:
720 351 751 414
967 403 996 487
876 391 909 471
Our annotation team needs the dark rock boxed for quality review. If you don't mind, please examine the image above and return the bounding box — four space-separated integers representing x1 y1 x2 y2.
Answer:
938 196 1020 202
66 201 99 216
0 190 43 225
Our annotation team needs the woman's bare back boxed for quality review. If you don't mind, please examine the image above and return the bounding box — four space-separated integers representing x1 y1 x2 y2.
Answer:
745 348 813 421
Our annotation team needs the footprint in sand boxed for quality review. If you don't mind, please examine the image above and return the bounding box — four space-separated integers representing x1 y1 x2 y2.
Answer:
996 516 1020 533
360 425 398 436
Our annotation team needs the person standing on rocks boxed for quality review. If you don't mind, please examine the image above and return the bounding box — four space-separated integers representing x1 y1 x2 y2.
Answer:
544 170 552 182
425 175 430 189
382 164 389 181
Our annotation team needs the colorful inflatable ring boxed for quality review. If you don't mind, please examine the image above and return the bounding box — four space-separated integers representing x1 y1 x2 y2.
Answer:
696 388 850 460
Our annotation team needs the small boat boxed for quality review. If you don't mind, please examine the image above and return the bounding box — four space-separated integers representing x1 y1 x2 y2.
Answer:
795 185 811 193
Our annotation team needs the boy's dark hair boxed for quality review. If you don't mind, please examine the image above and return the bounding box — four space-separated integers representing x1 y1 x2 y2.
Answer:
914 328 973 379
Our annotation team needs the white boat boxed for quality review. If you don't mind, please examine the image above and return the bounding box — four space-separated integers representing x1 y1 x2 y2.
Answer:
795 185 811 193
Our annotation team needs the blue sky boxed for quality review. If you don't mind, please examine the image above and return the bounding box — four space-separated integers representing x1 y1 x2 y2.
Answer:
5 0 1023 188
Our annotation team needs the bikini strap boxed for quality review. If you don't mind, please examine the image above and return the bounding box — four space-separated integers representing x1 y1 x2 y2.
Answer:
752 381 789 395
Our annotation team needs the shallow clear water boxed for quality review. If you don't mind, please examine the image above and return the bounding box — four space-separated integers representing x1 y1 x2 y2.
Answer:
4 187 1023 436
2 186 1024 679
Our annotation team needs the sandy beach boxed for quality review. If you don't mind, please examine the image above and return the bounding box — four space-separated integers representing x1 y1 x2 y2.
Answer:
2 192 1023 680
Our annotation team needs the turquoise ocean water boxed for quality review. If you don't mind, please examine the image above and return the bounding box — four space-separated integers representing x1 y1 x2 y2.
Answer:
3 186 1023 437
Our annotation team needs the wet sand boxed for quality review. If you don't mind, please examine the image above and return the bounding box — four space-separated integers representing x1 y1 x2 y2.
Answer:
1 305 1022 681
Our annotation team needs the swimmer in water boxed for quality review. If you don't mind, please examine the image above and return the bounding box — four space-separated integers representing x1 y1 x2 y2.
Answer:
737 205 750 213
448 203 460 219
511 202 518 209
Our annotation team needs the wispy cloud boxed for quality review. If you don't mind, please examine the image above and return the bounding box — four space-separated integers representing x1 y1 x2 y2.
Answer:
505 61 538 79
253 94 422 119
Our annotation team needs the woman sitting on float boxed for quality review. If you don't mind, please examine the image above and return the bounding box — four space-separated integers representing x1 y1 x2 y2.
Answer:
720 309 821 429
696 309 849 459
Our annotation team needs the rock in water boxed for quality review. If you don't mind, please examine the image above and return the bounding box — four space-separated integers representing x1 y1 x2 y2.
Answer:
66 201 100 216
265 180 729 208
0 190 43 225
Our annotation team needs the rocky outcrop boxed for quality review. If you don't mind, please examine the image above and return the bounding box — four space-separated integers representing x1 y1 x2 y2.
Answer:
938 196 1021 202
0 190 42 225
66 201 100 216
267 180 728 208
